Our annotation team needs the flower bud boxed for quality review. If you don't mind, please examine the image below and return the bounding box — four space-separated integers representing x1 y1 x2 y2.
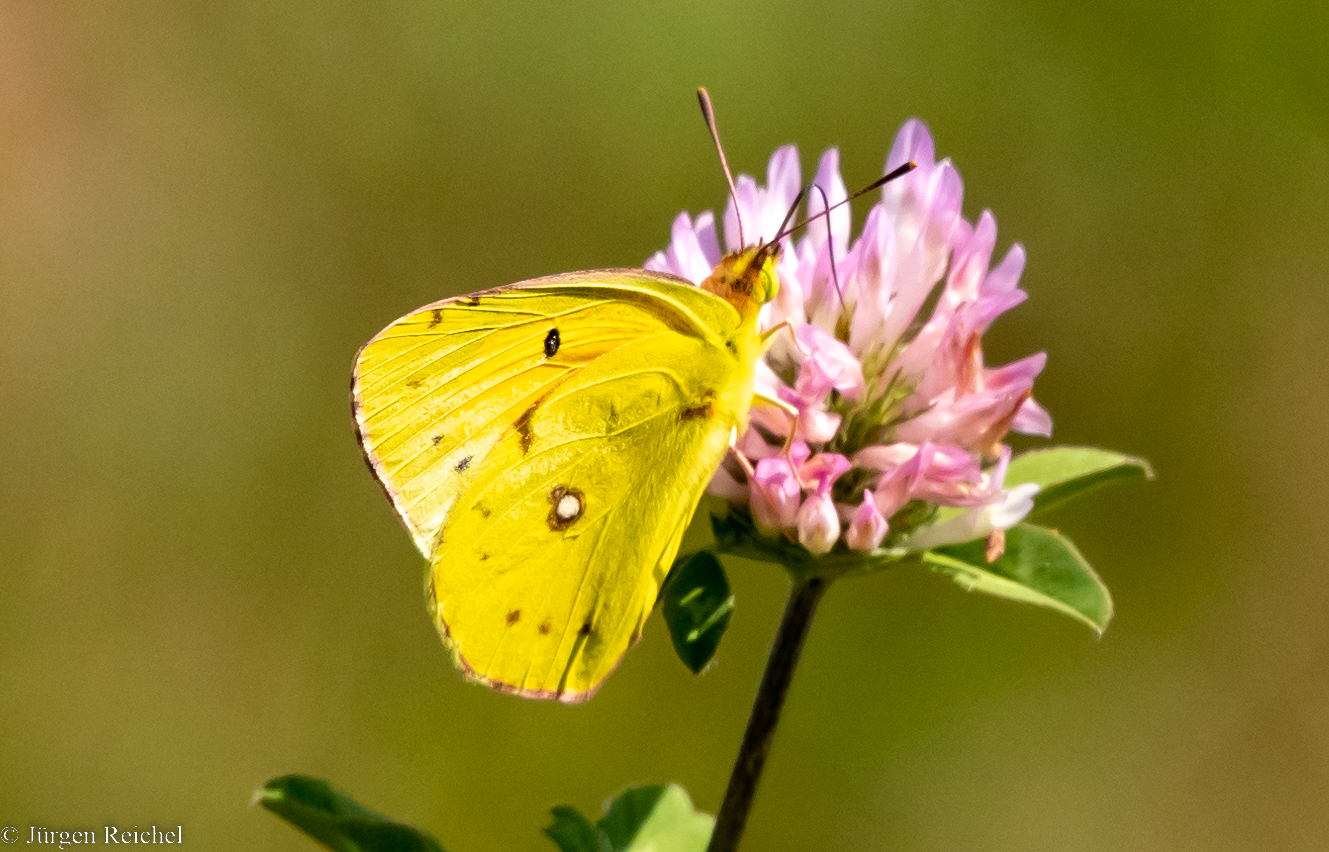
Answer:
796 492 840 555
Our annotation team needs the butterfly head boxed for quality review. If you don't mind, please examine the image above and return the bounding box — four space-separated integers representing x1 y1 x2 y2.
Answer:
699 240 780 321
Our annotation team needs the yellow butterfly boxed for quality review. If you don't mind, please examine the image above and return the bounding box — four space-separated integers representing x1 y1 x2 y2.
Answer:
353 244 782 702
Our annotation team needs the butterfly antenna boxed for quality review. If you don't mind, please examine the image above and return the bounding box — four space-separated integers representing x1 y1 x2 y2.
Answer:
697 87 745 247
772 160 917 244
773 184 807 246
809 183 845 312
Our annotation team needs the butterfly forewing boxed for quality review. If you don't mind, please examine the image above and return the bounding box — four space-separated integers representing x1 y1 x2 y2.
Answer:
355 273 722 554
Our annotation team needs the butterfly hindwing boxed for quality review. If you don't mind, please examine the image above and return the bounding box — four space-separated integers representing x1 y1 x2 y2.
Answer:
353 269 761 701
428 365 719 700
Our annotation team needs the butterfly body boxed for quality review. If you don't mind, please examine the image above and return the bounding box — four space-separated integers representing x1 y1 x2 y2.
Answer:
353 253 777 702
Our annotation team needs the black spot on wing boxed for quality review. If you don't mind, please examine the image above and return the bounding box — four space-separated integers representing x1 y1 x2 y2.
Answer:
538 619 552 635
432 435 443 446
454 455 471 472
460 296 482 306
505 609 521 625
578 621 592 638
428 309 443 329
544 327 560 358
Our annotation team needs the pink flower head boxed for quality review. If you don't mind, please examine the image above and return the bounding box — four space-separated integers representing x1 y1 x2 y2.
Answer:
649 121 1050 555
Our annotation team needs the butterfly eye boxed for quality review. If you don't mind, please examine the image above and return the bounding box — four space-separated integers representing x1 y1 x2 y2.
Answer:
544 328 560 358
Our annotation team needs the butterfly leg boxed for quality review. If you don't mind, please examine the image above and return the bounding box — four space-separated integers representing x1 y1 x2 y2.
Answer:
758 320 809 356
746 322 812 479
726 426 757 479
754 319 809 455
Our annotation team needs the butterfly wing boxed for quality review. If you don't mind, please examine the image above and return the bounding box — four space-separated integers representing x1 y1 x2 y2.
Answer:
353 269 761 702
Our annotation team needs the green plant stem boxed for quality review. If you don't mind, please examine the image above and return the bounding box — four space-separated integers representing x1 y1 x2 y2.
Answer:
705 576 827 852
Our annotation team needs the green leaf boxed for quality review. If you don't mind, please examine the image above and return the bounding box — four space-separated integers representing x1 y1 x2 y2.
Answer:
1006 446 1153 516
923 524 1113 634
258 775 446 852
544 806 601 852
661 551 734 673
546 784 713 852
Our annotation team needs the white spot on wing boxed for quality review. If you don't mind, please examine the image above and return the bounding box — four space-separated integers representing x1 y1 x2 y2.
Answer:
556 493 581 521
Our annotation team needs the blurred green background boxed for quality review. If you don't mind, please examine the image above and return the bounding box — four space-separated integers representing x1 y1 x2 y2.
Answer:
3 0 1326 849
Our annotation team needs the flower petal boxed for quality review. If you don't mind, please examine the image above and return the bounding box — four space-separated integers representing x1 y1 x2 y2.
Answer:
796 324 866 401
799 451 852 493
750 455 802 530
706 463 749 501
806 148 850 261
764 144 802 239
887 118 936 175
903 482 1040 551
1013 395 1053 437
